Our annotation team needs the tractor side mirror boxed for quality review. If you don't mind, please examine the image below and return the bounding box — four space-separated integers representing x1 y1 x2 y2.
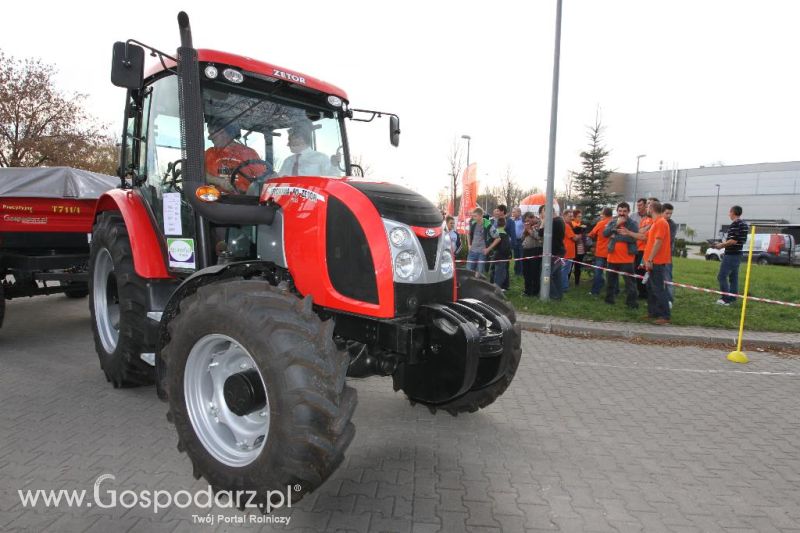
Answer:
111 42 145 89
389 115 400 147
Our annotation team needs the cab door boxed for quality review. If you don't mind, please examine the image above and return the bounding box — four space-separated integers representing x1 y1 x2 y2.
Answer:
135 75 199 273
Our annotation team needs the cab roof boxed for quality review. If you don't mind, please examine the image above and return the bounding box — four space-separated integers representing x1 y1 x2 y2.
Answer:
144 48 348 101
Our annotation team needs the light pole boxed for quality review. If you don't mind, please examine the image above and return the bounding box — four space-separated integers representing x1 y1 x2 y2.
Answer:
457 134 471 216
713 184 721 240
632 154 646 204
539 0 563 301
461 134 471 167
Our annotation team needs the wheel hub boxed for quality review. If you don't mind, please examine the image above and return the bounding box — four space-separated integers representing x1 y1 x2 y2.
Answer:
224 369 267 416
184 334 269 467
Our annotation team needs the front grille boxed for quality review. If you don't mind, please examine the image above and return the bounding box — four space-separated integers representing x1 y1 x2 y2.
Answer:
418 237 439 270
326 196 378 303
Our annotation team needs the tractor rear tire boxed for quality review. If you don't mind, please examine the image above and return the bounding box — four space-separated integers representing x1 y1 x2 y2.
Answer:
62 281 89 299
416 268 522 416
162 281 356 506
89 212 154 387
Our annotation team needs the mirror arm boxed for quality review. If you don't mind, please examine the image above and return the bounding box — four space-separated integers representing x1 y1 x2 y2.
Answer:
348 108 395 123
126 39 177 63
125 39 177 74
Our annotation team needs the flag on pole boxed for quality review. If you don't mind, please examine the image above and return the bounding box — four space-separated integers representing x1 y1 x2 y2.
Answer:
456 163 478 233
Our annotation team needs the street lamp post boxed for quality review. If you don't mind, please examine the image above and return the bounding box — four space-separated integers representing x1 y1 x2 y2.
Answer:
461 134 471 167
632 154 646 204
457 134 471 217
539 0 563 301
713 184 721 241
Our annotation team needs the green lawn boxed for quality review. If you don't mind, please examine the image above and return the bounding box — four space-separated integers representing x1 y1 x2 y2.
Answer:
503 257 800 333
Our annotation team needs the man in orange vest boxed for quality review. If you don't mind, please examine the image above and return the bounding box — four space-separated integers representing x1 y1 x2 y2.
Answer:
619 200 672 324
632 198 657 299
205 120 267 194
560 209 579 292
588 207 613 296
603 202 640 309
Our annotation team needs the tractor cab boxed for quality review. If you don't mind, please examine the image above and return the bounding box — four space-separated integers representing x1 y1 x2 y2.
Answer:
117 49 354 269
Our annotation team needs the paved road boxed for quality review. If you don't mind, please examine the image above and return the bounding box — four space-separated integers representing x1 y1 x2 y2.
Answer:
1 295 800 532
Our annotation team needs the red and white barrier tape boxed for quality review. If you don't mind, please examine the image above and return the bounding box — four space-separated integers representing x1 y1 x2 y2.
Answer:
455 254 800 308
454 254 543 265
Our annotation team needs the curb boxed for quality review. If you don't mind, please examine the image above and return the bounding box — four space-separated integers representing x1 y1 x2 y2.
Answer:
517 315 800 352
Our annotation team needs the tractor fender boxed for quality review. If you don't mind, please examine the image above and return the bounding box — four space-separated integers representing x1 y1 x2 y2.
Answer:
95 189 171 279
153 260 287 400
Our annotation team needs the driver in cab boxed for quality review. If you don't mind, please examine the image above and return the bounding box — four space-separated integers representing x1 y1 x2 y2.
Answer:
204 119 266 193
278 122 340 177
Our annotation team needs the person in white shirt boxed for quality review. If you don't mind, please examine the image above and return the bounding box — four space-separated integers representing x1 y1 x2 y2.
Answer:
278 123 340 177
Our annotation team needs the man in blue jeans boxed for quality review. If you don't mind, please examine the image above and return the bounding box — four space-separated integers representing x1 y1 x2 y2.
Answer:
712 205 748 305
663 203 677 306
466 207 500 275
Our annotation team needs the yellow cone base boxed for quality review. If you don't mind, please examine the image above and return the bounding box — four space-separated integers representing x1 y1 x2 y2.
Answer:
727 351 749 364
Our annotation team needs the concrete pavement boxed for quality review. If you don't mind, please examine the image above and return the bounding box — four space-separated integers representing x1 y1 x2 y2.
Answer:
1 295 799 532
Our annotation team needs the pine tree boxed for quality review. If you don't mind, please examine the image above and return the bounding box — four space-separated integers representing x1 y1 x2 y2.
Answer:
572 114 616 221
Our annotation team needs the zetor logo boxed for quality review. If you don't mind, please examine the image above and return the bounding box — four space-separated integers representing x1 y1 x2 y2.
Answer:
425 228 436 237
273 69 306 84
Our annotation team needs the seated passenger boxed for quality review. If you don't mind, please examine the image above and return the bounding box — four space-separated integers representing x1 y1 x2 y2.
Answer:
278 123 340 177
204 120 266 193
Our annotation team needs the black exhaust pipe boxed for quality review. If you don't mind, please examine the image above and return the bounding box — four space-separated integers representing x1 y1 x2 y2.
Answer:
175 11 275 266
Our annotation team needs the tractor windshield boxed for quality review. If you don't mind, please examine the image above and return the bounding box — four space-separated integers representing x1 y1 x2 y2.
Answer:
201 79 346 193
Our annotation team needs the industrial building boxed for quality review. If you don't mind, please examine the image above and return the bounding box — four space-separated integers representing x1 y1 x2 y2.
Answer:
610 161 800 241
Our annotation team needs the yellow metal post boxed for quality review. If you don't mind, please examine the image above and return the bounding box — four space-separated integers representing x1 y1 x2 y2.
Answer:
727 225 756 364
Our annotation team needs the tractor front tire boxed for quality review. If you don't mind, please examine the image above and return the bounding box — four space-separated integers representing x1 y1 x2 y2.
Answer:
88 212 153 387
419 268 522 416
162 281 356 505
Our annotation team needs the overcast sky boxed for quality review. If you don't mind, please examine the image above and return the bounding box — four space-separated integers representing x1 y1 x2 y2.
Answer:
2 0 798 202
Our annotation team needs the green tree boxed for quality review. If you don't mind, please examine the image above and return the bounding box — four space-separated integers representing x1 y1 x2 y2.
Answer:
572 114 616 220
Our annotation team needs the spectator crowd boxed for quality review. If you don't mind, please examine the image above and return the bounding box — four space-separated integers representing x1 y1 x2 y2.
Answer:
453 199 749 326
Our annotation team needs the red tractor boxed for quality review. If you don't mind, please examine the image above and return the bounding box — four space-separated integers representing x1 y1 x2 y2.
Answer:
92 12 521 506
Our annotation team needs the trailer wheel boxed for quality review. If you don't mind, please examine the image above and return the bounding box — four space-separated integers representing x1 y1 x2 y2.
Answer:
162 281 356 505
415 268 522 416
62 281 89 299
89 212 153 387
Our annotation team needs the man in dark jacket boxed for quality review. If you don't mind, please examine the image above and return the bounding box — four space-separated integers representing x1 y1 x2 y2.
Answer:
712 205 748 305
538 205 566 300
491 205 516 288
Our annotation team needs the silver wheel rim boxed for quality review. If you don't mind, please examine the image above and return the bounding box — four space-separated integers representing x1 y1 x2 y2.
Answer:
184 334 269 467
93 249 120 353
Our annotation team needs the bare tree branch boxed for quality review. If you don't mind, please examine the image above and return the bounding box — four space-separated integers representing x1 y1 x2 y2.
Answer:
0 49 116 174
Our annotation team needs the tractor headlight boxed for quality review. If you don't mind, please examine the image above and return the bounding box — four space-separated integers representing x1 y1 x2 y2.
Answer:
389 227 410 248
395 250 423 281
440 250 454 277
